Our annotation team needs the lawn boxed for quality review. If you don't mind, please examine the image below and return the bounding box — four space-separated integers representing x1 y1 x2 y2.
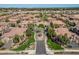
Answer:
47 39 63 50
12 33 35 51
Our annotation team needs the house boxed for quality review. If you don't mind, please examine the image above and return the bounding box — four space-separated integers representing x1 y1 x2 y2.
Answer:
2 27 26 38
51 19 65 28
8 18 19 23
19 21 28 28
0 22 10 35
55 28 73 38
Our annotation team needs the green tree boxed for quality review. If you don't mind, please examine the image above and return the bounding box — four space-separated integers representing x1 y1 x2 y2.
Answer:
59 34 69 44
0 32 2 36
28 23 34 31
54 24 60 28
38 24 45 28
10 23 16 27
13 35 20 43
47 27 56 37
16 20 21 24
5 19 9 22
0 40 4 47
40 12 48 21
50 22 54 28
25 29 32 37
25 24 34 37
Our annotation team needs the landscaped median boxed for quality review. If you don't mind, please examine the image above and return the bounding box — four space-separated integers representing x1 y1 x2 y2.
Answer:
12 33 35 51
46 26 64 51
47 38 63 50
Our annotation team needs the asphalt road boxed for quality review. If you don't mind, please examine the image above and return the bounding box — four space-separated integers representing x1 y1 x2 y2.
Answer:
36 40 46 55
2 40 13 49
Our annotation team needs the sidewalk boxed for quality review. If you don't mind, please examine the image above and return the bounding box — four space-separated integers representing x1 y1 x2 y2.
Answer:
0 50 35 55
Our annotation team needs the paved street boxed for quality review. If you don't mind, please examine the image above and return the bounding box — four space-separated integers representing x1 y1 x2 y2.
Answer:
36 40 46 54
2 40 13 49
34 27 46 54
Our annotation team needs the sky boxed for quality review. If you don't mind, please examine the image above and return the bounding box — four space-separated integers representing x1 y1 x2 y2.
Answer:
0 4 79 8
